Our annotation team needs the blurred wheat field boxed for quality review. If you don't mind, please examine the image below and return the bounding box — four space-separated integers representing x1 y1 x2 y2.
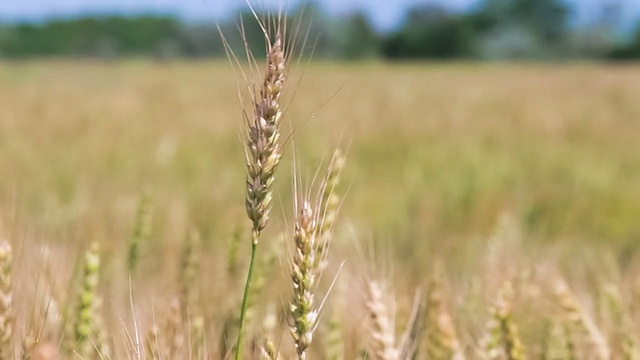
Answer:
1 61 640 358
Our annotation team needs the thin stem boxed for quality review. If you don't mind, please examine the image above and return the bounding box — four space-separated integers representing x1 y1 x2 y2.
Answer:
235 231 259 360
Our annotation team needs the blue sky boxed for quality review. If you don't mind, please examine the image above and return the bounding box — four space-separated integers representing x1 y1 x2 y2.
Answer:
2 0 640 32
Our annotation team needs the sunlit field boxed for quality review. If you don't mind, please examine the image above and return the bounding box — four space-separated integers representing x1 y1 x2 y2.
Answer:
1 60 640 358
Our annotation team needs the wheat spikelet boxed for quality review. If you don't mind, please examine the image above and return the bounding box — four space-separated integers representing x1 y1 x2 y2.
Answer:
425 270 464 360
0 240 13 358
365 280 399 360
554 283 610 360
290 199 319 359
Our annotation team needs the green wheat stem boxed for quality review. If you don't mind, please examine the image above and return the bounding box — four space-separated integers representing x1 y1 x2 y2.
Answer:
235 231 259 360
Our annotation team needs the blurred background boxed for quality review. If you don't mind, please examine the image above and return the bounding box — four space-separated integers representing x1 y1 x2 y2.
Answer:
2 1 640 358
1 0 640 60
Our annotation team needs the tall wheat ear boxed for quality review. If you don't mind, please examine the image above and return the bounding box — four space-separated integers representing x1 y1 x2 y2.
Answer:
223 9 289 359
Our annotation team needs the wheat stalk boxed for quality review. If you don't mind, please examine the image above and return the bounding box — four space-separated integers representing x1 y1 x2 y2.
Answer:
235 15 288 359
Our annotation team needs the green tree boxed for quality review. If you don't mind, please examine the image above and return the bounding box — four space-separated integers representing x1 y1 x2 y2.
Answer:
477 0 569 43
335 12 380 59
471 0 569 58
383 5 473 59
608 22 640 59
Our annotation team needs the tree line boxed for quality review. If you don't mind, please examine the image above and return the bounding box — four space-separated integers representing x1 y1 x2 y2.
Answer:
1 0 639 60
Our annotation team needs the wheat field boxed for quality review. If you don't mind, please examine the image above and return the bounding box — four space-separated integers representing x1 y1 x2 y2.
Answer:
1 59 640 359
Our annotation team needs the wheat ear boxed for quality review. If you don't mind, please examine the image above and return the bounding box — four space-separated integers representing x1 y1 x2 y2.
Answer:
243 33 286 240
73 242 100 358
236 21 287 360
290 199 320 359
365 280 399 360
316 148 346 270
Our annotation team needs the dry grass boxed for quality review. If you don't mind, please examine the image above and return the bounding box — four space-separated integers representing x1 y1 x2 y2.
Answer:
0 59 640 358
